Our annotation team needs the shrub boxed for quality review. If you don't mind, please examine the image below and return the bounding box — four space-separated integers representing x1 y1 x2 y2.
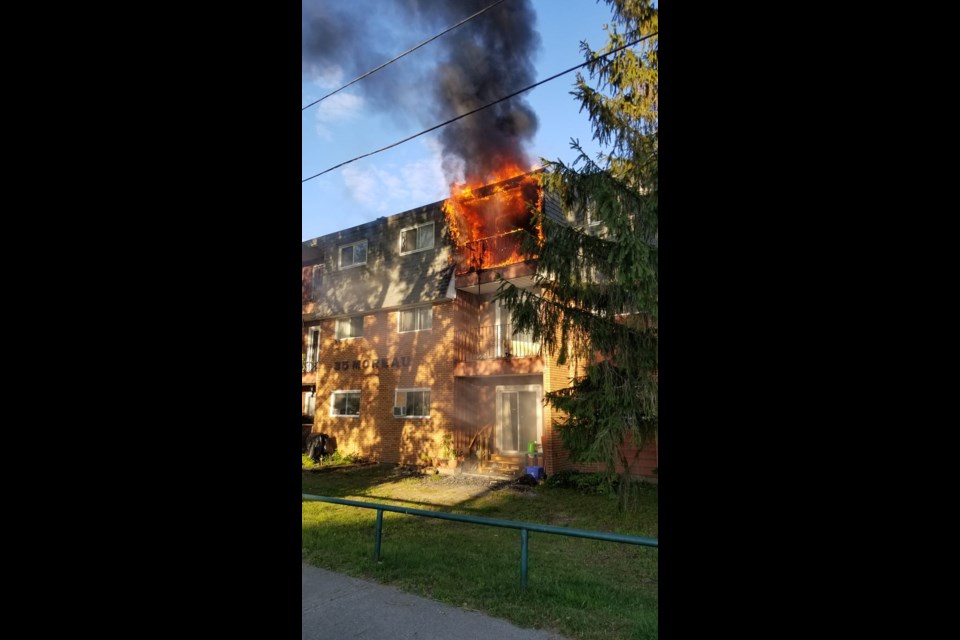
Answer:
544 470 619 495
301 451 364 468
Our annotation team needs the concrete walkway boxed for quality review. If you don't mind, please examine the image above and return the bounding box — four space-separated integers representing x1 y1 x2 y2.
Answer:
302 563 568 640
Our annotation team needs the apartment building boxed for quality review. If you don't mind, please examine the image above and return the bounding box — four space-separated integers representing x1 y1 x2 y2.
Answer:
301 174 657 478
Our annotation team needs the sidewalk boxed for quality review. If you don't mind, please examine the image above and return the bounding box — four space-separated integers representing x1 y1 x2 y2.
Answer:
302 563 568 640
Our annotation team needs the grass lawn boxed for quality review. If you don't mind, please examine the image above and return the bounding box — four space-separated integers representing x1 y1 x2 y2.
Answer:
302 465 658 640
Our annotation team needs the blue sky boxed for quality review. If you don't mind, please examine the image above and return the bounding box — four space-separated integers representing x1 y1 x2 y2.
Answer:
301 0 616 242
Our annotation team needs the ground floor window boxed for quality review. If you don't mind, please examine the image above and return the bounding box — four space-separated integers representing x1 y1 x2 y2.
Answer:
303 390 315 416
394 388 430 418
330 390 361 416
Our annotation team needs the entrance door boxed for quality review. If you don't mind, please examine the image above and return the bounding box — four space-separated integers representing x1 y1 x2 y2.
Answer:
496 385 542 453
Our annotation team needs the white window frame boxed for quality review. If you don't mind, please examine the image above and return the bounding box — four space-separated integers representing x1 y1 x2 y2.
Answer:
336 316 364 340
584 200 602 227
398 305 432 333
338 240 368 269
304 390 316 416
399 222 435 255
330 390 361 417
306 327 321 370
394 388 431 419
585 209 600 226
312 264 324 291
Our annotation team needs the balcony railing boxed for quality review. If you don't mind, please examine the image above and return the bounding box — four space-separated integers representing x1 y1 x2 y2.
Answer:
302 360 319 373
454 230 532 276
456 323 540 362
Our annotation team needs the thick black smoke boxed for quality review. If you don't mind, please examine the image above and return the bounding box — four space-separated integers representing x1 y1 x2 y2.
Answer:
421 0 540 185
302 0 541 186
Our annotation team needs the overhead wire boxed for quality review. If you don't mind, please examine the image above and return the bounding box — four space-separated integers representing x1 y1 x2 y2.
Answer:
302 31 657 184
301 0 509 112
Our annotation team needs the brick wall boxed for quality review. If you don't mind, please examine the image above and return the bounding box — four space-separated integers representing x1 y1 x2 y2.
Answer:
541 343 571 476
312 301 457 465
540 341 658 479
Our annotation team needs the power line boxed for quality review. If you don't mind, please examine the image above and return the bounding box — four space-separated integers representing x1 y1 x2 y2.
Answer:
302 0 509 112
302 31 657 184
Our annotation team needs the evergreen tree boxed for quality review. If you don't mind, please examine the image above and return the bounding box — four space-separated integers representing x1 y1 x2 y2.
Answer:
497 0 658 507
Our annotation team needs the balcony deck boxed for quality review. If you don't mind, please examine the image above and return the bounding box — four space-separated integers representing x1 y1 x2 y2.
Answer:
454 323 542 376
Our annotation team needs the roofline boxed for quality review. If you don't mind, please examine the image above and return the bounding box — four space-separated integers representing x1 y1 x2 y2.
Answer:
301 169 547 248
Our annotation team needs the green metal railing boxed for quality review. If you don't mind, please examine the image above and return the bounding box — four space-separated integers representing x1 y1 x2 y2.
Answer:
302 493 658 590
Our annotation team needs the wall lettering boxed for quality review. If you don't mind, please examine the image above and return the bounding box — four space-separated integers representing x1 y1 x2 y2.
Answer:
326 354 413 379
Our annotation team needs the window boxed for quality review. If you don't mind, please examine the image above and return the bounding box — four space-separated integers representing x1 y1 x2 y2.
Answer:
394 389 430 418
303 390 315 416
305 327 321 370
400 222 435 255
586 207 599 226
330 390 361 416
336 316 364 340
312 264 324 294
583 200 601 226
339 240 367 269
399 306 432 333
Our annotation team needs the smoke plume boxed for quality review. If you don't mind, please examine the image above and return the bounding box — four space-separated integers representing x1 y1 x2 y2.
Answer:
302 0 541 186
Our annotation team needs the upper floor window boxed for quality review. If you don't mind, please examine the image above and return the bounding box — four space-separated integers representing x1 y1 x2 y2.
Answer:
584 201 601 226
339 240 367 269
312 264 324 290
400 222 435 255
302 263 324 303
399 306 432 333
336 316 364 340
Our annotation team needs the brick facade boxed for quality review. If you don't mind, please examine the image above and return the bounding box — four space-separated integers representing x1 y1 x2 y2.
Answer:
310 302 457 466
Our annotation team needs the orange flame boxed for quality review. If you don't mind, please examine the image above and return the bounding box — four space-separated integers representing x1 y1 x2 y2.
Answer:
443 164 543 276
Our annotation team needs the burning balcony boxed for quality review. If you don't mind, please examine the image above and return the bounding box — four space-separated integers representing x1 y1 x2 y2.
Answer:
443 172 542 277
454 230 532 277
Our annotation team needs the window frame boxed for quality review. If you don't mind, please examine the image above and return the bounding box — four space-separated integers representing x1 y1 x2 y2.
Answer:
399 222 435 255
338 240 368 270
398 305 432 333
584 201 601 227
330 390 361 417
312 263 324 293
305 326 321 370
303 390 316 416
335 316 364 340
393 388 431 419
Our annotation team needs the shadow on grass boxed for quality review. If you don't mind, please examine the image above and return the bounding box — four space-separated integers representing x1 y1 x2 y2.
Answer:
301 464 412 495
302 463 517 510
301 463 658 538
